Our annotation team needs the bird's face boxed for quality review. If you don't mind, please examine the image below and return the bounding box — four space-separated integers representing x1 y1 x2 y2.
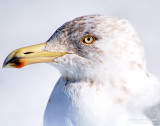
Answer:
3 15 144 80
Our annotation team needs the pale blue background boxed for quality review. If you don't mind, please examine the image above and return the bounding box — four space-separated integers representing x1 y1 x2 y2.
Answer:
0 0 160 126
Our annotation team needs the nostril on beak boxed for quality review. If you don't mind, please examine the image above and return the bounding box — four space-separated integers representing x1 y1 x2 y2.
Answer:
23 52 34 54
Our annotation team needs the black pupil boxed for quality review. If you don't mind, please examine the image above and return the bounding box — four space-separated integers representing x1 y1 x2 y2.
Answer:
87 37 91 41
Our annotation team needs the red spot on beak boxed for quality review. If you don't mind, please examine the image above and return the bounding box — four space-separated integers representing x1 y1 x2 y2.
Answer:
15 61 25 69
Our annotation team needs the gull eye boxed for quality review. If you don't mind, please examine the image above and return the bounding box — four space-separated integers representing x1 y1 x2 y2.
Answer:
82 35 95 44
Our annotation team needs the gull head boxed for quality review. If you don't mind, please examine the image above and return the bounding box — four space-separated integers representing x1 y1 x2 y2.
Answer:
3 15 145 81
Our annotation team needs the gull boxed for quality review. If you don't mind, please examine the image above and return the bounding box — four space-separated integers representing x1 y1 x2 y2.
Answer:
3 15 160 126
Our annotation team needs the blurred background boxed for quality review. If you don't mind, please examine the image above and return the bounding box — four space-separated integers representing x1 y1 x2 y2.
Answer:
0 0 160 126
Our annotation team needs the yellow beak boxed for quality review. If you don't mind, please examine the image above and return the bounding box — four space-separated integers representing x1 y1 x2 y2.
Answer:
3 42 67 68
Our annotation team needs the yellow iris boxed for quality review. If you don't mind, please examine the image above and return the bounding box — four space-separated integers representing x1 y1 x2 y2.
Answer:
82 35 95 44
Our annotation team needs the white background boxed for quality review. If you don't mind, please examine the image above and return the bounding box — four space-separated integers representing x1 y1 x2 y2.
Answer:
0 0 160 126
